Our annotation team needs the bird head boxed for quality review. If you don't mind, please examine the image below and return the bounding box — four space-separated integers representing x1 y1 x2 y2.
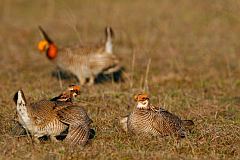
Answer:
67 85 81 98
134 93 150 109
51 85 80 102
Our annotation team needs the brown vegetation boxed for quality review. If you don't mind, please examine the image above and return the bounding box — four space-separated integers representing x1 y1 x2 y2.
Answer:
0 0 239 159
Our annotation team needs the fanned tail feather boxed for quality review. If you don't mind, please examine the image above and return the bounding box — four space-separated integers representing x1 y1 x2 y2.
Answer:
11 123 27 136
65 125 89 146
105 26 114 54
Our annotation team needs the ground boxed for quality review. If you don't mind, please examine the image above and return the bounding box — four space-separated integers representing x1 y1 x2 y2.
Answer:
0 0 239 159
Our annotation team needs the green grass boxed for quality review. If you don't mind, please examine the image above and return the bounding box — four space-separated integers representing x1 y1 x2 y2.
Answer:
0 0 240 159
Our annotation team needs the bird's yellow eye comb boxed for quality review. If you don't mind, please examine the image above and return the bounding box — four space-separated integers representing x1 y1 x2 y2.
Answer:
134 93 149 101
73 85 80 91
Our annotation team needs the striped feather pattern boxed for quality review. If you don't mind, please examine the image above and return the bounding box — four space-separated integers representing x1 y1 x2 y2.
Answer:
14 90 93 145
65 125 90 146
127 104 193 138
128 108 160 136
36 118 67 136
22 100 68 137
57 106 92 125
12 122 27 136
57 106 92 145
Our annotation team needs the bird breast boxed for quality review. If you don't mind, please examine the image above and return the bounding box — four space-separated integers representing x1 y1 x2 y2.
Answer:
128 109 158 135
55 50 93 77
55 48 119 78
34 118 68 137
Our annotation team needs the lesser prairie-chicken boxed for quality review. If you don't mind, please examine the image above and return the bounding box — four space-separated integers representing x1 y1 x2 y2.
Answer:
13 88 93 146
12 85 81 136
120 93 194 138
37 26 122 85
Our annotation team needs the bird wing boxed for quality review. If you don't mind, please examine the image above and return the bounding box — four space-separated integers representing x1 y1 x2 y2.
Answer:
64 124 90 146
29 100 62 126
57 106 92 146
89 53 120 75
11 122 27 136
61 44 102 56
152 108 182 136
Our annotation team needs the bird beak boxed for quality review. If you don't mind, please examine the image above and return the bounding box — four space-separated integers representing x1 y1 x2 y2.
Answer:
134 95 138 101
72 92 77 97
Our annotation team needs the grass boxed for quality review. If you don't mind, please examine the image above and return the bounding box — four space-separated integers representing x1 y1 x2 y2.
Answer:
0 0 240 159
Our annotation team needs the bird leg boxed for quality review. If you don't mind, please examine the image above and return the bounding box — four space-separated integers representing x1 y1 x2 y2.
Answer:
33 136 41 143
50 135 59 142
79 76 86 86
87 76 95 86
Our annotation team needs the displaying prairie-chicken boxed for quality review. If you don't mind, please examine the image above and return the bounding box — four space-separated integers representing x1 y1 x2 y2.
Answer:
121 93 194 138
37 26 122 85
13 89 93 146
12 85 81 136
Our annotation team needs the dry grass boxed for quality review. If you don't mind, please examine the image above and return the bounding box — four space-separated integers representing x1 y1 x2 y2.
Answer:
0 0 240 159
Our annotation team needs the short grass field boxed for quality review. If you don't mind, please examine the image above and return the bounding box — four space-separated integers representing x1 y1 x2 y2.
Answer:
0 0 240 159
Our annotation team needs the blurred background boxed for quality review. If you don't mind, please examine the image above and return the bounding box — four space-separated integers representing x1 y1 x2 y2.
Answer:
0 0 239 159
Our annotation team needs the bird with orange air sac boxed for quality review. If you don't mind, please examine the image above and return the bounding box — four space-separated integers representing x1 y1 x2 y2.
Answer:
37 26 122 85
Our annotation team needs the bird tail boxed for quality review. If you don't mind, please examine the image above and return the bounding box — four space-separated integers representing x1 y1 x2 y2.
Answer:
13 90 27 106
105 26 114 54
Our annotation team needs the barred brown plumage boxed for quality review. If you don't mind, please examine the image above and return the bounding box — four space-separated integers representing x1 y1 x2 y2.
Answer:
13 89 93 146
121 93 194 138
12 85 81 136
38 26 122 85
